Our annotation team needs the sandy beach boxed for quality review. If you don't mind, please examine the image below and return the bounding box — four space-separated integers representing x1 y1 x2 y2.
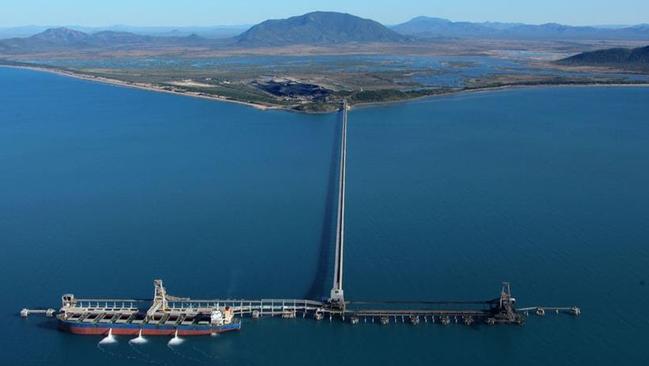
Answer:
0 64 279 111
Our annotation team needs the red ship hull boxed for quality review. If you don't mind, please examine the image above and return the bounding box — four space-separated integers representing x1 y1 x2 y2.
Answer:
59 319 241 336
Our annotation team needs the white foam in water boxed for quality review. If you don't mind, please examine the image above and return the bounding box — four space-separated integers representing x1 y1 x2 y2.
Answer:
98 328 117 345
168 330 184 346
129 329 147 345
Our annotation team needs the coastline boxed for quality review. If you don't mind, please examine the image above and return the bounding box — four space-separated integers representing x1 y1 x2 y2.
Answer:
350 82 649 110
3 63 649 113
0 64 281 112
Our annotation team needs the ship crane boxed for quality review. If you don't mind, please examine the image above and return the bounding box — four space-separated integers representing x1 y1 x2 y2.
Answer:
146 279 190 318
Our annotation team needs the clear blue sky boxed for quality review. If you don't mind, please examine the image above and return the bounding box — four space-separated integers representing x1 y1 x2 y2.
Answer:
1 0 648 27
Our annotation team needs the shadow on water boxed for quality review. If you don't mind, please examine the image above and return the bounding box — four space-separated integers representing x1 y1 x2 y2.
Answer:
305 111 342 300
35 319 60 331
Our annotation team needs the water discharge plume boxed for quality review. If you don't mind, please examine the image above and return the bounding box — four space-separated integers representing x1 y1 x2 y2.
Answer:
168 330 184 346
98 328 117 345
129 329 147 345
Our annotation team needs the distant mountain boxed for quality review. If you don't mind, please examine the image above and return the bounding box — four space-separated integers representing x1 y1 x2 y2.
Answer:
0 13 409 54
236 11 408 46
144 26 248 39
85 25 249 39
557 45 649 69
86 30 156 45
29 27 90 44
0 27 210 53
392 16 649 40
0 25 250 39
392 17 501 38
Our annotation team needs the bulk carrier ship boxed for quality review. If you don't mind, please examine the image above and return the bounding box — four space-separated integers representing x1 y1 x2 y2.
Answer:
56 280 241 336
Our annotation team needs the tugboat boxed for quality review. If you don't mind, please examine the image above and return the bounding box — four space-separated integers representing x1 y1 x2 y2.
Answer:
57 280 241 336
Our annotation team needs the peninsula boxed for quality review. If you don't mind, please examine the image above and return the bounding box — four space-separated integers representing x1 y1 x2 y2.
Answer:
2 11 649 112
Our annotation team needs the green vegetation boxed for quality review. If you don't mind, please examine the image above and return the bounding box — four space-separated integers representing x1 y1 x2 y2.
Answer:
558 45 649 70
349 88 450 104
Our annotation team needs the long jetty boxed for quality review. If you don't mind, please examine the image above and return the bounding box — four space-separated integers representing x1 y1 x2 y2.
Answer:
21 100 580 327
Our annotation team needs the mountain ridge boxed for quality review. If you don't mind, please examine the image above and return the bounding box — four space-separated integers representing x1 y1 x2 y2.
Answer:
3 13 649 54
0 27 208 52
392 16 649 40
236 11 408 46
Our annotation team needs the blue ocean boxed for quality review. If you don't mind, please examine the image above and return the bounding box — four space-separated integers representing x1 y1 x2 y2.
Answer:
1 67 648 365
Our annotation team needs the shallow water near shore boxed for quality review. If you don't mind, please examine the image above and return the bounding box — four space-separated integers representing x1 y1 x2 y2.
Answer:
1 67 649 365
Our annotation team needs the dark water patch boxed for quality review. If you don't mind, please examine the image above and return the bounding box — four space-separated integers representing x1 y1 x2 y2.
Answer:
305 111 341 300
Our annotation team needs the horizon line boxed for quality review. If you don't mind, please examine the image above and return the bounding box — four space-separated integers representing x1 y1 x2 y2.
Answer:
0 13 647 30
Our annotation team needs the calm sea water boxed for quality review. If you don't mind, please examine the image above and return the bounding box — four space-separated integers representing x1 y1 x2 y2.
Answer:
1 67 648 365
